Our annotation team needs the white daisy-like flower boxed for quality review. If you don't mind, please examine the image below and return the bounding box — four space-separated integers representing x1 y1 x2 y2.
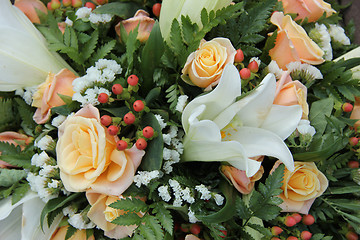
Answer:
297 119 316 137
267 60 284 79
68 213 95 230
75 7 92 19
51 115 67 127
313 23 332 60
89 13 113 24
176 95 189 113
65 17 73 27
35 135 55 151
329 24 351 45
158 185 171 202
31 151 50 167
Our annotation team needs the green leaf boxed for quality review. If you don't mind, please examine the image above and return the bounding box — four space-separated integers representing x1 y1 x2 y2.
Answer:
0 152 33 168
0 169 27 187
180 15 198 45
14 98 36 136
327 186 360 195
111 212 142 226
309 98 334 136
140 113 164 171
236 197 252 219
0 98 18 131
197 181 236 223
152 203 173 234
140 21 164 92
93 2 140 18
146 215 164 239
138 224 156 240
247 223 272 237
109 198 149 212
125 26 139 70
65 225 78 240
102 106 129 118
91 40 116 64
0 141 21 155
82 30 99 62
11 182 29 204
145 88 161 106
168 18 186 63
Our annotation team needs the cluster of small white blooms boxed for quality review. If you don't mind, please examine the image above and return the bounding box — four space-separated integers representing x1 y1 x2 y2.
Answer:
162 126 184 174
249 57 261 66
163 125 178 145
158 185 171 202
155 114 167 130
65 17 73 27
297 119 316 137
133 170 162 187
286 61 323 80
39 165 57 178
68 213 95 230
63 205 77 217
352 169 360 185
48 179 60 189
329 24 351 45
175 95 189 113
267 60 284 79
188 209 199 223
89 12 113 24
31 151 50 167
16 86 37 105
75 7 92 19
213 193 224 206
27 172 57 202
35 135 55 151
73 87 111 106
51 115 67 127
314 23 333 60
195 184 211 200
182 187 195 204
169 179 183 207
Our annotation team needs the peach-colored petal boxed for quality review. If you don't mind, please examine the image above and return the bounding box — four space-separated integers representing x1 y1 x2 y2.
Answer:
51 225 94 240
350 97 360 129
14 0 47 24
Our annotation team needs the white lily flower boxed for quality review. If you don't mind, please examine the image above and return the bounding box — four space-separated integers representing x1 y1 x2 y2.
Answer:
181 64 302 177
0 0 73 91
159 0 232 41
0 191 62 240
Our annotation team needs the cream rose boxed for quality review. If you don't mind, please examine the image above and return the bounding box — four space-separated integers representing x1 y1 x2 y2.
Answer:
279 0 335 23
269 12 324 70
271 161 328 214
182 38 236 90
56 105 145 196
274 71 309 119
32 69 77 124
86 192 143 239
51 225 94 240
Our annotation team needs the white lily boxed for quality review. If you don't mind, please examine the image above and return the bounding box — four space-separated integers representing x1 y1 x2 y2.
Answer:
181 64 302 177
0 191 62 240
0 0 73 91
159 0 232 41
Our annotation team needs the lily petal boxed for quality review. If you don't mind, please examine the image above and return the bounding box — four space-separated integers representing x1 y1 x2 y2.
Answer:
0 205 22 240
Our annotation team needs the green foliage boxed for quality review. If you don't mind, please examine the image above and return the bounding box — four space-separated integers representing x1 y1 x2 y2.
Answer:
14 98 37 136
93 2 141 18
0 98 20 132
165 84 180 113
110 197 149 212
11 182 30 204
65 225 78 240
0 169 27 187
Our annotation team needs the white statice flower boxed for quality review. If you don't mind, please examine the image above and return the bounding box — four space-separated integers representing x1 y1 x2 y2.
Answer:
22 86 38 105
176 95 189 113
155 114 167 129
65 17 73 27
39 165 58 178
68 213 95 230
163 148 172 161
95 59 122 74
162 134 172 145
169 179 183 207
297 119 316 137
213 194 224 206
75 7 92 19
312 23 332 60
35 135 55 151
182 187 195 204
158 185 171 202
195 184 211 200
133 170 161 187
47 179 60 189
329 24 351 45
31 151 50 167
15 88 24 98
249 57 261 66
72 76 93 93
51 115 67 127
63 205 77 217
162 162 173 174
286 61 323 80
27 172 57 202
188 209 199 223
267 60 284 79
76 87 111 107
89 12 113 24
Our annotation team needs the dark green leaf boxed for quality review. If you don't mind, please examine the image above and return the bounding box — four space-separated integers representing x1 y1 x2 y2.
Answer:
111 212 142 226
93 2 140 18
109 198 149 212
309 98 334 136
65 225 77 240
153 203 173 234
11 182 29 204
0 169 27 187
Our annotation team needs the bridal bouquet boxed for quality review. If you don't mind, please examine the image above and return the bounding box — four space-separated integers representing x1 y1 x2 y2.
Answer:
0 0 359 239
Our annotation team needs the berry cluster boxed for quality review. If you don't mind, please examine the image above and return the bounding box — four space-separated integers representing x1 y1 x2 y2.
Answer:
47 0 103 10
234 48 259 81
271 214 315 240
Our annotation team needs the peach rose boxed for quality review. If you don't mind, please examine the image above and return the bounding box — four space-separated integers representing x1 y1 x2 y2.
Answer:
271 161 328 214
0 131 31 168
86 192 143 239
269 12 324 70
56 105 145 195
350 97 360 130
274 71 309 119
185 234 201 240
182 38 236 90
221 165 264 194
32 69 77 124
51 225 94 240
115 10 155 43
14 0 47 24
280 0 335 23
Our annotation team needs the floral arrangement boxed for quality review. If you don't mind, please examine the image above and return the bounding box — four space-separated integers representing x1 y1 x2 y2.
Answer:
0 0 360 239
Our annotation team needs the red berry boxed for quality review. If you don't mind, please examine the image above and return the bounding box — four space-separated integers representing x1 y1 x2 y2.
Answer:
287 237 298 240
284 216 297 227
123 112 135 125
100 115 112 126
112 84 123 95
302 214 315 225
291 213 302 223
62 0 72 7
301 231 312 240
85 2 96 10
343 103 354 112
116 140 128 150
152 3 161 18
219 230 227 238
47 2 52 10
143 126 154 138
271 226 283 235
234 49 244 63
136 138 147 150
71 0 82 7
240 68 251 80
127 75 139 86
95 0 106 4
271 238 281 240
98 93 109 104
350 137 359 146
108 125 119 135
190 224 201 235
248 60 259 73
133 100 145 112
50 0 61 9
346 231 359 240
348 160 360 169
